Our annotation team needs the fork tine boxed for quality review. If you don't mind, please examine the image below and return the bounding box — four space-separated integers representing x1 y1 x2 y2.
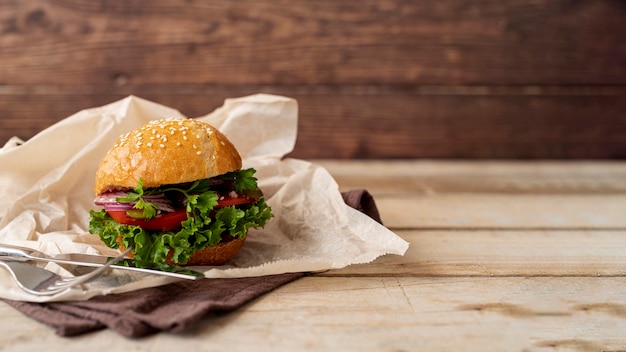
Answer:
0 248 132 296
40 247 132 293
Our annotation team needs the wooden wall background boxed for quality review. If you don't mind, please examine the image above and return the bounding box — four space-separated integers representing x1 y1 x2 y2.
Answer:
0 0 625 159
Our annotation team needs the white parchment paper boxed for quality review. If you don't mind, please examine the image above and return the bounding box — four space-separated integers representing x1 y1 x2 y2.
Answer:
0 94 408 302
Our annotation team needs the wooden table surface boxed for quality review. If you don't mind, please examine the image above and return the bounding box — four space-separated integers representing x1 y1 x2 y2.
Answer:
2 159 626 351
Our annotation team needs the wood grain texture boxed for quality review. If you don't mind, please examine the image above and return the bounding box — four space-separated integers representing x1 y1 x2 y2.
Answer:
1 0 624 85
2 90 625 159
326 230 626 276
1 0 625 158
319 160 626 228
1 160 626 350
319 159 626 194
2 277 626 351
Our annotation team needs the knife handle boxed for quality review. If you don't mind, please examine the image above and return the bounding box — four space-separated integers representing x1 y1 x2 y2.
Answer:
0 244 39 261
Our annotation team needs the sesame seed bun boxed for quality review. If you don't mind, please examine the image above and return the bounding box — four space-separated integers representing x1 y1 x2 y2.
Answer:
94 118 242 195
97 118 248 267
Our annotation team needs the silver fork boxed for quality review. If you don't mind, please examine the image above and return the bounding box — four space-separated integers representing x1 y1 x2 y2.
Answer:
0 247 131 296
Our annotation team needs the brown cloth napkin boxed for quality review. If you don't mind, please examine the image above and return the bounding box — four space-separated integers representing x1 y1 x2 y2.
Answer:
2 189 382 338
341 188 382 224
4 273 304 337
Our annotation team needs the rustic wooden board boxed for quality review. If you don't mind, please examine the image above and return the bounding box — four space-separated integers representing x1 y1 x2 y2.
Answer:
1 0 624 85
326 230 626 277
2 277 626 351
1 161 626 350
319 160 626 194
2 91 625 158
376 194 626 229
319 160 626 228
1 0 625 158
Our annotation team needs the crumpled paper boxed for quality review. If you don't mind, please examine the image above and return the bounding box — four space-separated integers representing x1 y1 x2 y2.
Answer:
0 94 408 302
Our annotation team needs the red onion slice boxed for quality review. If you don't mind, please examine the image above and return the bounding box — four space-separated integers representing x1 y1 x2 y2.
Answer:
101 203 135 211
94 192 175 213
94 192 129 206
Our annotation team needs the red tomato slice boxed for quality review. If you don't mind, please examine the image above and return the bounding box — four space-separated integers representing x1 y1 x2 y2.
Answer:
216 196 257 208
107 196 258 231
107 210 189 231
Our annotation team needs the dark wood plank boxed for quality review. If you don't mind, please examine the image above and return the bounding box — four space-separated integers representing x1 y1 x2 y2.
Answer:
295 92 626 159
1 87 625 159
0 0 624 85
1 0 625 158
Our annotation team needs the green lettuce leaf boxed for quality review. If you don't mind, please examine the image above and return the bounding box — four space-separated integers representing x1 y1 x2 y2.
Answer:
89 197 273 271
89 168 273 270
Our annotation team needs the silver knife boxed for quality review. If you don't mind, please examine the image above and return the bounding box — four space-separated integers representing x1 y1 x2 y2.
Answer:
0 243 203 280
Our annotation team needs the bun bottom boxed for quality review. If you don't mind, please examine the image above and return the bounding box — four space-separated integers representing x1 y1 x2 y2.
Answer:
165 235 246 266
117 233 246 267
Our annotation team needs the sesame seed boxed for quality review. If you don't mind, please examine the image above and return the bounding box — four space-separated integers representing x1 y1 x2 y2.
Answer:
183 136 188 140
220 141 225 146
147 142 152 147
196 151 202 155
193 144 197 149
159 144 165 148
176 142 181 146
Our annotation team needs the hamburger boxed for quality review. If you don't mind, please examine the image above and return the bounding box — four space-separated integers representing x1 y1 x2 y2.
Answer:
88 118 273 270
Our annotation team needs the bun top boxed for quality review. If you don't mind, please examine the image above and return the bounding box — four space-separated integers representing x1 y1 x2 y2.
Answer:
94 118 242 194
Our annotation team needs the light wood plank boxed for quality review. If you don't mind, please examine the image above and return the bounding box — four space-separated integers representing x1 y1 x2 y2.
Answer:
377 194 626 229
2 276 626 351
318 160 626 228
319 160 626 194
327 230 626 277
3 160 626 351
